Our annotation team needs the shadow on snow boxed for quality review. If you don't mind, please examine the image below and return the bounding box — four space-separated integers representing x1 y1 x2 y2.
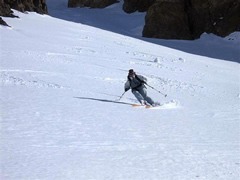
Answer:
74 96 133 106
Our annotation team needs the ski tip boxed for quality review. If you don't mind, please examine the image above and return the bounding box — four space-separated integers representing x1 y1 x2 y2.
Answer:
132 104 143 107
145 105 152 108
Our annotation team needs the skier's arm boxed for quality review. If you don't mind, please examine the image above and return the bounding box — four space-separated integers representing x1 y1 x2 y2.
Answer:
124 80 130 92
138 75 147 84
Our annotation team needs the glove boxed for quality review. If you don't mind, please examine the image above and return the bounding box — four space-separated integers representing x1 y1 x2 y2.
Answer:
125 87 130 92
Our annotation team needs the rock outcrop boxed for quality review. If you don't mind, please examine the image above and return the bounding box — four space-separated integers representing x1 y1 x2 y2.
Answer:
0 0 15 17
123 0 155 13
68 0 118 8
143 0 240 39
0 0 16 26
3 0 48 14
0 0 48 26
0 17 9 26
143 0 192 39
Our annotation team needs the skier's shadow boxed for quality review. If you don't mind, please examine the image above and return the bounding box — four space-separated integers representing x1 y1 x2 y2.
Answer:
74 97 133 106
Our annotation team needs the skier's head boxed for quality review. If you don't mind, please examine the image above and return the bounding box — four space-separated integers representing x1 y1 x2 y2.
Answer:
129 69 135 75
128 69 135 79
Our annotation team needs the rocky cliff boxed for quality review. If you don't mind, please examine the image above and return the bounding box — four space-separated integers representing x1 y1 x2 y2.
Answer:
0 0 48 26
68 0 240 40
142 0 240 39
68 0 118 8
123 0 155 13
1 0 239 40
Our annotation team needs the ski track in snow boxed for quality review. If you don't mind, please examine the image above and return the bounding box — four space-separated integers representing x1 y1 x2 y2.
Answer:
1 45 205 98
1 71 65 89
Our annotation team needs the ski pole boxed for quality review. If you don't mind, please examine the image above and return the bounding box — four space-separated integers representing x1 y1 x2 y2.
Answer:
117 91 126 101
145 83 167 97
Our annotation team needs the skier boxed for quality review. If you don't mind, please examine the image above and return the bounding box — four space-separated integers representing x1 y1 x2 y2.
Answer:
124 69 158 106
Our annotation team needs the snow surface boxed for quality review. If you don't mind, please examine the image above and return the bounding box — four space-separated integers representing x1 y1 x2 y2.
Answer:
1 1 240 179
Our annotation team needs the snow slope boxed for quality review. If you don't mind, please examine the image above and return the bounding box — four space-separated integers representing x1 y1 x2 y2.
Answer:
1 4 240 180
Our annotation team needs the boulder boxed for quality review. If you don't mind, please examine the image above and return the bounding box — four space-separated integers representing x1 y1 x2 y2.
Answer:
123 0 155 13
143 0 193 39
68 0 119 8
143 0 240 39
188 0 240 37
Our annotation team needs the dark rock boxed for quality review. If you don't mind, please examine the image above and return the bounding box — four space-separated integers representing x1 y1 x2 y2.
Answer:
0 0 17 26
0 17 9 26
123 0 155 13
184 0 240 38
3 0 48 14
68 0 119 8
143 0 193 39
0 0 48 26
0 0 16 17
143 0 240 39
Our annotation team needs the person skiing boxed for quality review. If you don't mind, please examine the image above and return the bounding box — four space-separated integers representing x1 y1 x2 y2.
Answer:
124 69 158 106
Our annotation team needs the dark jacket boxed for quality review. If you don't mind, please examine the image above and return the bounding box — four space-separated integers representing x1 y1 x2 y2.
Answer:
124 75 147 92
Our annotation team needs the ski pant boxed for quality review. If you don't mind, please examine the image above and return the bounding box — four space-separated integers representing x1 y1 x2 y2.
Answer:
132 87 154 105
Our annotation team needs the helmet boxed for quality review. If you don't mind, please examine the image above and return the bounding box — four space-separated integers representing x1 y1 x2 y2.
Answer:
128 69 135 76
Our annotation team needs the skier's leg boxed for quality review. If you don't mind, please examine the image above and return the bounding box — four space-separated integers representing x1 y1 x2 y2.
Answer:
132 90 145 104
138 87 155 105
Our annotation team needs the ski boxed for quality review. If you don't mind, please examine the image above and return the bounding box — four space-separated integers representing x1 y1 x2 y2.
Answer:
131 104 145 107
132 104 154 108
132 104 158 108
145 105 153 108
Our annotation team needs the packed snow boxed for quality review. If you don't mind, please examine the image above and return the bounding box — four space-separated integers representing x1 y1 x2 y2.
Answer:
1 0 240 179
